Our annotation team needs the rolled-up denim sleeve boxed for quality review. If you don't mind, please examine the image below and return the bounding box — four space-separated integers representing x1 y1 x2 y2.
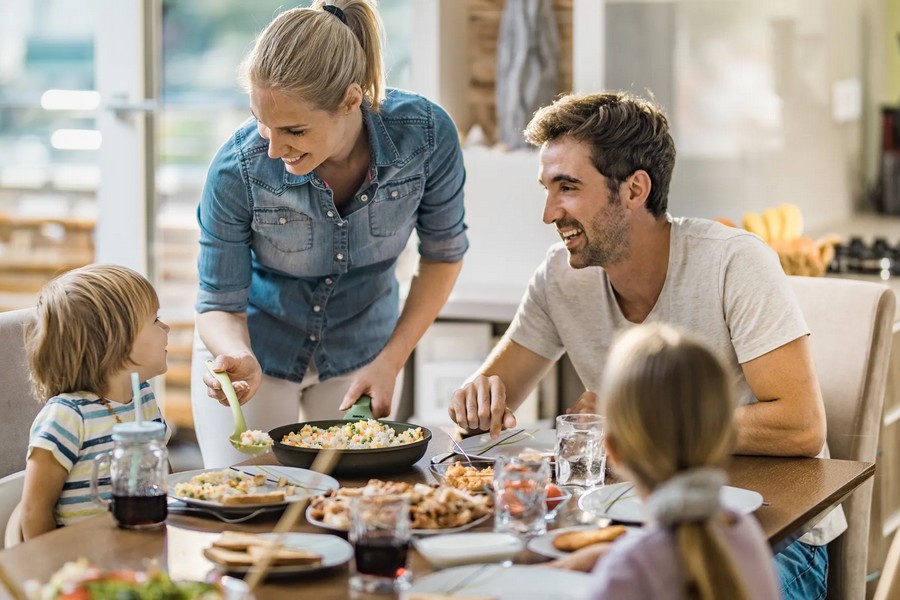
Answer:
196 139 254 314
416 102 468 263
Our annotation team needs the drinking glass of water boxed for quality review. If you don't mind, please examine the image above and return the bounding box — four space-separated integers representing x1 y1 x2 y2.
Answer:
555 414 606 488
493 456 550 538
349 494 411 594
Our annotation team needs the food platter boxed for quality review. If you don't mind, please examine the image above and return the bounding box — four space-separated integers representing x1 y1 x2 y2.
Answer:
167 466 339 514
305 504 492 537
269 419 432 476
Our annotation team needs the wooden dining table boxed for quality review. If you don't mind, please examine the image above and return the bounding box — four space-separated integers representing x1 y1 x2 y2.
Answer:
0 433 874 600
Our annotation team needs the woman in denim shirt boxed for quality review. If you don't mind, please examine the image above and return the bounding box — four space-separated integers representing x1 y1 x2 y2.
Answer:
191 0 467 467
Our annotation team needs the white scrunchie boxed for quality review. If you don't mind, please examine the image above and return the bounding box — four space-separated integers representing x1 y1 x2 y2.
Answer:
644 467 726 526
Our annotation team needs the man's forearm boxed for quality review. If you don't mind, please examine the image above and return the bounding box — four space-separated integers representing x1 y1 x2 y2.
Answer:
734 399 825 457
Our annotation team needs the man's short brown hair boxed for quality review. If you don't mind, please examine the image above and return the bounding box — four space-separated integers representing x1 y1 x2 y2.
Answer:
525 91 676 217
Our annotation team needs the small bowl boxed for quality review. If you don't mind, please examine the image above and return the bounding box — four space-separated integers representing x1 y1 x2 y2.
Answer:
414 532 524 569
429 459 496 493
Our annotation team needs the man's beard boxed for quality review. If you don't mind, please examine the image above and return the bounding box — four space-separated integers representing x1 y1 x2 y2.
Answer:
568 197 629 269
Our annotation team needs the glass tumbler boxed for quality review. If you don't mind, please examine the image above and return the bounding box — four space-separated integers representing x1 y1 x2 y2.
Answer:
493 456 550 538
555 413 606 488
349 494 411 594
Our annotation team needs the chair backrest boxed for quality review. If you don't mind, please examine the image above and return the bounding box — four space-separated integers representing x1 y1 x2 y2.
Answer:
874 527 900 600
788 276 896 600
0 470 25 549
0 308 41 478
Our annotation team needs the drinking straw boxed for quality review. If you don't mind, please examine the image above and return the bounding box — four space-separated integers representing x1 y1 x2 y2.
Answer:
129 372 142 492
131 372 142 424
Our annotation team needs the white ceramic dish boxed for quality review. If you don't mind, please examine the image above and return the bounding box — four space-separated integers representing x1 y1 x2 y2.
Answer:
413 532 523 569
305 504 492 536
205 532 352 576
168 466 339 514
579 482 764 523
405 564 591 599
455 428 556 460
527 525 637 560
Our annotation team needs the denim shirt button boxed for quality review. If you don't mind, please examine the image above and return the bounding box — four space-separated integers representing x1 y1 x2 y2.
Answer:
313 305 321 312
278 217 286 225
360 194 369 202
336 253 344 260
309 334 317 342
327 210 335 218
325 278 333 285
391 190 399 198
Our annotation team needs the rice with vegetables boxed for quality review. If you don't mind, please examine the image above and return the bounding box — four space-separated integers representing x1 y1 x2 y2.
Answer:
281 419 424 449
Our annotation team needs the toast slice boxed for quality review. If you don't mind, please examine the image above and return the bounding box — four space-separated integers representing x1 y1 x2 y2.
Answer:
552 525 628 552
212 530 268 551
204 544 321 567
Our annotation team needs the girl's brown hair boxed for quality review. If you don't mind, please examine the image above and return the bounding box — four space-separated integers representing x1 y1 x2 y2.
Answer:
240 0 386 112
601 323 749 600
24 264 158 402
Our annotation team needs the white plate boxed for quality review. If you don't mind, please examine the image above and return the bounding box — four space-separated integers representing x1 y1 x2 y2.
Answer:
527 525 636 560
413 532 523 569
578 482 764 523
168 466 339 514
305 503 492 536
405 564 591 599
456 428 556 460
206 532 352 576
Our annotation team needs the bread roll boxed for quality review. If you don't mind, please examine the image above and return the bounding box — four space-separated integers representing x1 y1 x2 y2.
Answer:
552 525 627 552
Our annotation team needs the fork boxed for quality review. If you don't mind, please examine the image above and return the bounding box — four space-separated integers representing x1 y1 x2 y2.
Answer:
442 563 499 595
167 502 278 524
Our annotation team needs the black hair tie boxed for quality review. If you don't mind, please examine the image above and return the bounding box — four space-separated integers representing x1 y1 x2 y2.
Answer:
323 4 347 24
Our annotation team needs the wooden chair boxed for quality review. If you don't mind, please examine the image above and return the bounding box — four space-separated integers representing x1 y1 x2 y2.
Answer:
0 308 40 478
874 528 900 600
789 276 896 600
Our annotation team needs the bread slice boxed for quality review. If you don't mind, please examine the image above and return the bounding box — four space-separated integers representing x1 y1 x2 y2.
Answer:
204 543 321 567
212 530 268 551
219 490 285 505
552 525 628 552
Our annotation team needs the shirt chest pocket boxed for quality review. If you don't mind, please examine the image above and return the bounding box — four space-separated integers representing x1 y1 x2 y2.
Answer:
253 207 313 253
369 177 423 237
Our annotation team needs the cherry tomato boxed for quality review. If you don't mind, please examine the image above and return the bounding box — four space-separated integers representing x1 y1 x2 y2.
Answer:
545 483 565 510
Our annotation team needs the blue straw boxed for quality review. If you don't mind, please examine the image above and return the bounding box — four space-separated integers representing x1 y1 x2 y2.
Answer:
129 372 142 492
131 372 142 424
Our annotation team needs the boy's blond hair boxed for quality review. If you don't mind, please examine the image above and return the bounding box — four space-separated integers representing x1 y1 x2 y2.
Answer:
25 264 158 402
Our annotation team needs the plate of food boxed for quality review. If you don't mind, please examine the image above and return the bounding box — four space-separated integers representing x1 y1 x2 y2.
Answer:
526 524 631 559
23 558 222 599
578 482 764 523
305 479 493 536
203 531 353 577
168 466 339 514
405 564 592 599
269 419 432 476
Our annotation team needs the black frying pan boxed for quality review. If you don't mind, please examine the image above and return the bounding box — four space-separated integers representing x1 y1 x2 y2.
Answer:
268 419 432 477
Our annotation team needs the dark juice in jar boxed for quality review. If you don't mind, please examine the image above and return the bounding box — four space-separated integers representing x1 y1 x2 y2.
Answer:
111 493 167 528
354 533 409 577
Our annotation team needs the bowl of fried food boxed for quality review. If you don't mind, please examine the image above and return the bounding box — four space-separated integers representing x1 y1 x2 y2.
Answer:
429 459 496 493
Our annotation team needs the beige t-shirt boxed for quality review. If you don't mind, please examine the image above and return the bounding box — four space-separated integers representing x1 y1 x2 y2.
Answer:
507 215 846 546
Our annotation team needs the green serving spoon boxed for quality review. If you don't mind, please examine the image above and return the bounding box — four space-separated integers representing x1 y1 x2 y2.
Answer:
343 394 375 421
205 360 272 456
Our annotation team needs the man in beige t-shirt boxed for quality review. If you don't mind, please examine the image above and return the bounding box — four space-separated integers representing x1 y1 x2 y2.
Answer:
448 91 838 599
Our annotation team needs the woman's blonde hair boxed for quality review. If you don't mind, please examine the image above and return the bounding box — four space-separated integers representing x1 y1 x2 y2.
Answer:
24 264 158 402
601 323 749 600
240 0 386 112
